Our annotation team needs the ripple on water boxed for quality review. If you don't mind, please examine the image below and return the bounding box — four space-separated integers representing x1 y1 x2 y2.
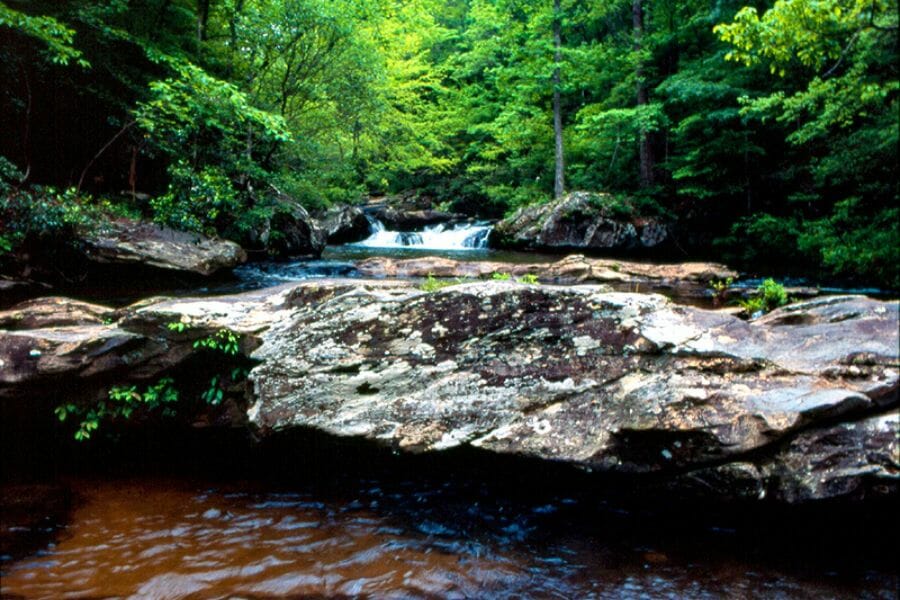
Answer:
0 477 897 599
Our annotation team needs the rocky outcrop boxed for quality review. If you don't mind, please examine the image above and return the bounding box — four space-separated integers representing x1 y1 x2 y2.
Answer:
492 191 670 253
365 191 463 230
355 254 737 302
1 283 896 504
242 200 326 258
319 205 371 244
84 219 246 276
366 206 463 231
248 284 898 502
0 297 115 330
0 287 293 399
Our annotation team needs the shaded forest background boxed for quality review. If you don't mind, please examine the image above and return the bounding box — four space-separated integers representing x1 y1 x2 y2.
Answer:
0 0 897 286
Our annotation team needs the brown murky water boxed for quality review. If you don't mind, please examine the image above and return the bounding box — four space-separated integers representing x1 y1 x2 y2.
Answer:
2 471 896 599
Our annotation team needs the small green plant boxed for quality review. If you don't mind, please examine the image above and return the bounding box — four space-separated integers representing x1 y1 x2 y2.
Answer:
518 273 540 285
708 277 734 307
491 272 512 281
56 377 180 440
193 328 240 355
166 320 192 333
419 274 470 292
201 366 249 406
740 278 789 316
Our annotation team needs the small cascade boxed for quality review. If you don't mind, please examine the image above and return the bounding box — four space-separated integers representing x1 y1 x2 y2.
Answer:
355 216 492 250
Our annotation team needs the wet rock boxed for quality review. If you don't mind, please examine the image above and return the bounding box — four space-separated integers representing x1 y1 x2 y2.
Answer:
367 206 463 230
247 284 897 502
84 219 246 276
0 322 171 394
355 254 737 301
319 205 371 244
363 191 466 230
492 191 670 253
761 410 899 503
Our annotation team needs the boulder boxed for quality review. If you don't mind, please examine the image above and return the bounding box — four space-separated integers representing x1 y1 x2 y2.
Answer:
243 199 326 259
762 410 899 503
0 297 115 330
354 254 737 301
319 205 372 244
492 191 670 253
366 206 464 231
84 219 246 276
248 284 898 502
2 282 896 504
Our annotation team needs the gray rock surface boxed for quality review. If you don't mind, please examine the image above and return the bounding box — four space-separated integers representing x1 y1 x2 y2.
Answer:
319 205 371 244
84 219 246 276
355 254 737 301
1 282 896 503
248 284 898 501
492 191 670 252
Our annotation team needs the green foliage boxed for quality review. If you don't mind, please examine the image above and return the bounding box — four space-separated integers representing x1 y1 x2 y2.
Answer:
166 320 191 333
0 186 104 253
57 377 179 441
0 2 88 66
518 273 540 285
193 329 241 356
797 202 899 289
56 324 249 441
740 278 789 316
150 163 240 234
419 274 470 292
490 272 512 281
708 277 734 306
1 0 897 288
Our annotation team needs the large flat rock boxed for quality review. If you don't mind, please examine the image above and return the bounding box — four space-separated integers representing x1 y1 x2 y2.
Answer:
247 282 898 500
2 282 896 503
355 254 737 300
84 219 246 276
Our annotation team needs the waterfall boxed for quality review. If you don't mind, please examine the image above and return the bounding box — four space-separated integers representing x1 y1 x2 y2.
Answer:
354 217 492 250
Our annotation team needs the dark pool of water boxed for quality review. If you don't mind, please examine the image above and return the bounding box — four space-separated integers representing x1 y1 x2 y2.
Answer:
1 430 897 599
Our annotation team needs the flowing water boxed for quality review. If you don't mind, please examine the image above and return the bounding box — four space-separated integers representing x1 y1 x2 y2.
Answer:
1 430 896 599
353 218 493 251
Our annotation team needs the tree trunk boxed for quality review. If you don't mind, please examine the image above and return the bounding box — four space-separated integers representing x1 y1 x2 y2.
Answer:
633 0 655 188
227 0 245 77
197 0 211 45
552 0 565 199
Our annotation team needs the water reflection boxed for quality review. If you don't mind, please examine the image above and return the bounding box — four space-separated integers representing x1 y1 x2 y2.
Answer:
2 473 896 599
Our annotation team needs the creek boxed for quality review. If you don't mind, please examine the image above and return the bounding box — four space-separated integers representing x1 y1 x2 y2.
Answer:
1 430 897 599
1 222 897 598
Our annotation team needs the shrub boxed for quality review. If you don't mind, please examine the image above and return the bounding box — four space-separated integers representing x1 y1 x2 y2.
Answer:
708 277 734 307
151 162 240 235
740 278 788 316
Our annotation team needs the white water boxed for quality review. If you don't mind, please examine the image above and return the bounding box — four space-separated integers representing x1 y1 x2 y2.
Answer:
354 217 492 250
